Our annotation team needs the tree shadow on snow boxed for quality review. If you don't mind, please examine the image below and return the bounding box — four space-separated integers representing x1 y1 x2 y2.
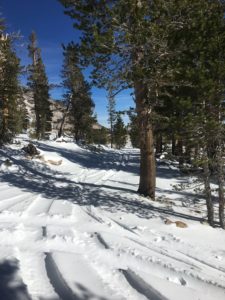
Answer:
0 259 31 300
36 142 140 175
0 147 205 223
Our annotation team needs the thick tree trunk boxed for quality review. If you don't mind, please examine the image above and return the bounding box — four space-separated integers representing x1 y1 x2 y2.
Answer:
135 82 156 199
202 156 214 226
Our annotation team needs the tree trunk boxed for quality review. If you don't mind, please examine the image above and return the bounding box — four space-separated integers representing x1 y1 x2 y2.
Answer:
135 81 156 199
35 112 41 140
202 156 214 226
155 133 163 155
58 100 71 138
216 150 225 229
172 135 176 156
110 119 113 148
177 139 184 167
184 143 191 164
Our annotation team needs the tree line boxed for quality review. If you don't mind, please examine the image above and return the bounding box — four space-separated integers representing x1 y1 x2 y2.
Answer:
0 17 128 148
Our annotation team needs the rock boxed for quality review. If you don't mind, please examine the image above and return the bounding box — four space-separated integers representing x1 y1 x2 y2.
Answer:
36 155 62 166
175 221 188 228
164 219 188 228
200 220 209 225
22 143 40 157
47 159 62 166
164 218 174 225
4 159 12 166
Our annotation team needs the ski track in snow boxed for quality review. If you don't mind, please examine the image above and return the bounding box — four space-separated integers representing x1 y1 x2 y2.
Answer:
0 139 225 300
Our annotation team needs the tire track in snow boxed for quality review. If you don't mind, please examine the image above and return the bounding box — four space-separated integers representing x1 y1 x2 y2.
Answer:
121 269 168 300
96 231 225 293
45 253 75 300
14 249 59 300
24 196 54 216
0 195 29 212
43 227 77 300
127 237 202 271
7 195 38 213
178 250 225 274
95 233 110 249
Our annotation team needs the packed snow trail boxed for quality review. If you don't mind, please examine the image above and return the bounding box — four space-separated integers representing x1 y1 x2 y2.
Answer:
0 137 224 300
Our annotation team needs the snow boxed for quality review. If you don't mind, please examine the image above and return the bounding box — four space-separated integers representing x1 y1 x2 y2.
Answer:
0 136 224 300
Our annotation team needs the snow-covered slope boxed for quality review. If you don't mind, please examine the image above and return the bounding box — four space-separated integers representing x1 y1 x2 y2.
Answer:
0 137 224 300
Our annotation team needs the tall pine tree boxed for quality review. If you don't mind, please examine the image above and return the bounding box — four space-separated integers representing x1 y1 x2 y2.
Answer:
0 26 22 143
114 114 127 149
27 32 52 140
61 43 95 142
59 0 160 198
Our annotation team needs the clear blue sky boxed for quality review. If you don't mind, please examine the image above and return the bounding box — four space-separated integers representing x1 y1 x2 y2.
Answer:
0 0 134 126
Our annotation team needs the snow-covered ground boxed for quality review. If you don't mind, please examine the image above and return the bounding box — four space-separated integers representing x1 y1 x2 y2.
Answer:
0 136 224 300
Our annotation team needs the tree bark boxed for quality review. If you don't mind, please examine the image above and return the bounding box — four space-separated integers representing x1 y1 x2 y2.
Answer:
216 150 225 229
172 135 176 156
177 138 184 167
135 81 156 199
202 156 214 226
155 133 163 155
58 99 71 138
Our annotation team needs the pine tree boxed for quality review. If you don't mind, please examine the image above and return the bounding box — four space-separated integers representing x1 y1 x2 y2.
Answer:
27 32 52 140
59 0 159 198
0 28 22 143
114 114 127 149
107 85 116 148
152 0 225 227
127 108 140 148
61 43 95 142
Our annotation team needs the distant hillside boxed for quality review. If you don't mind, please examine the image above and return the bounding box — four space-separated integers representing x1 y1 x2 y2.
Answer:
22 89 106 136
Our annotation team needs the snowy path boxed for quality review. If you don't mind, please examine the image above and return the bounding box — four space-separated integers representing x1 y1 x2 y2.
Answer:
0 139 224 300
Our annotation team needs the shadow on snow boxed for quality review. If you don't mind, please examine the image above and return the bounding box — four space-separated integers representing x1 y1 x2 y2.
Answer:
0 146 204 222
0 259 31 300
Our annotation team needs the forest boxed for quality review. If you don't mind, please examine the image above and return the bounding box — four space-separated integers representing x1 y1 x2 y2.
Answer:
0 2 225 299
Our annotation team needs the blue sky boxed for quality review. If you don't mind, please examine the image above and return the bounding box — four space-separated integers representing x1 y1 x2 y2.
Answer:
0 0 134 126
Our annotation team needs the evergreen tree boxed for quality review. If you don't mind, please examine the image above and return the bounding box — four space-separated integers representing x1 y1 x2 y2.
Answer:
0 28 22 143
127 108 140 148
152 0 225 227
61 43 95 142
90 127 109 145
113 114 127 149
59 0 159 198
107 85 116 148
27 32 52 140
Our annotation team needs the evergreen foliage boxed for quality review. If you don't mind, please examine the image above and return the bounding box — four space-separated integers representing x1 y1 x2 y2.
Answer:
127 108 139 148
0 25 22 143
27 32 52 140
90 127 109 145
61 43 95 142
113 114 127 149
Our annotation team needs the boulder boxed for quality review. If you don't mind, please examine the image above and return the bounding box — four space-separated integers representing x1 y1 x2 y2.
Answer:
22 143 40 157
175 221 188 228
